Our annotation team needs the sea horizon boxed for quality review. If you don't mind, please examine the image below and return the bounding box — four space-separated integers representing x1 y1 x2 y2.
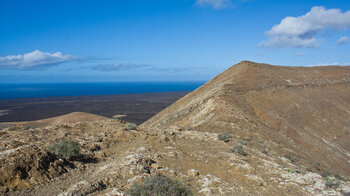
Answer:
0 81 205 100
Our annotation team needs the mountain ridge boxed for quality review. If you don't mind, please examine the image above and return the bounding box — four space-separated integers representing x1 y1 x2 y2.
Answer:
141 61 350 178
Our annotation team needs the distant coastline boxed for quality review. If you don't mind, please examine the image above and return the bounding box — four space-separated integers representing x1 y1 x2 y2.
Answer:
0 81 205 100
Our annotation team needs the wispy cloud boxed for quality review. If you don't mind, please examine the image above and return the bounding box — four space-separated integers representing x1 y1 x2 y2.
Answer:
0 50 79 70
294 52 303 57
336 36 349 45
145 67 189 72
260 6 350 48
309 62 350 66
91 63 151 71
91 63 195 73
195 0 232 9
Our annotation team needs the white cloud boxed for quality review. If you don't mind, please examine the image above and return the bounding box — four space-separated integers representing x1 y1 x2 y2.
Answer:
312 62 339 66
260 6 350 48
308 62 350 66
0 50 78 70
294 52 303 56
92 63 151 71
195 0 232 9
336 36 349 44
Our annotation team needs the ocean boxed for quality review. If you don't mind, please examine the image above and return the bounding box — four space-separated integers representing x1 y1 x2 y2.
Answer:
0 81 205 100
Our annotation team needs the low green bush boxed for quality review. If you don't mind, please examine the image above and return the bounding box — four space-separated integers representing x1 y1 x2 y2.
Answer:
218 133 232 143
128 175 192 196
261 149 268 155
48 140 80 160
321 170 332 178
334 174 343 180
325 178 340 188
232 145 247 156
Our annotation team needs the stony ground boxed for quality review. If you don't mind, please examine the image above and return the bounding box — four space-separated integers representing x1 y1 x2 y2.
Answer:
1 118 349 195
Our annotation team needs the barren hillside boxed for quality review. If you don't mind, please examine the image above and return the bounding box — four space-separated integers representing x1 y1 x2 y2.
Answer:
141 61 350 178
1 61 350 195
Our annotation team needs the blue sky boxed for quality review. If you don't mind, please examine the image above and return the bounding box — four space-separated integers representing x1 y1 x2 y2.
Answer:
1 0 350 83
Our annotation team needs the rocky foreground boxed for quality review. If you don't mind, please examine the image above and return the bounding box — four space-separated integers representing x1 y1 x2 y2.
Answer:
1 61 350 195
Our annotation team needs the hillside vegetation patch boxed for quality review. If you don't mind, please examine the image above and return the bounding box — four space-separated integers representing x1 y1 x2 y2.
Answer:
128 175 192 196
48 140 80 160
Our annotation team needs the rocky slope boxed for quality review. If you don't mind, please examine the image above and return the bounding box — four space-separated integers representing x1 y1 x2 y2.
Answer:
141 61 350 178
1 61 350 195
